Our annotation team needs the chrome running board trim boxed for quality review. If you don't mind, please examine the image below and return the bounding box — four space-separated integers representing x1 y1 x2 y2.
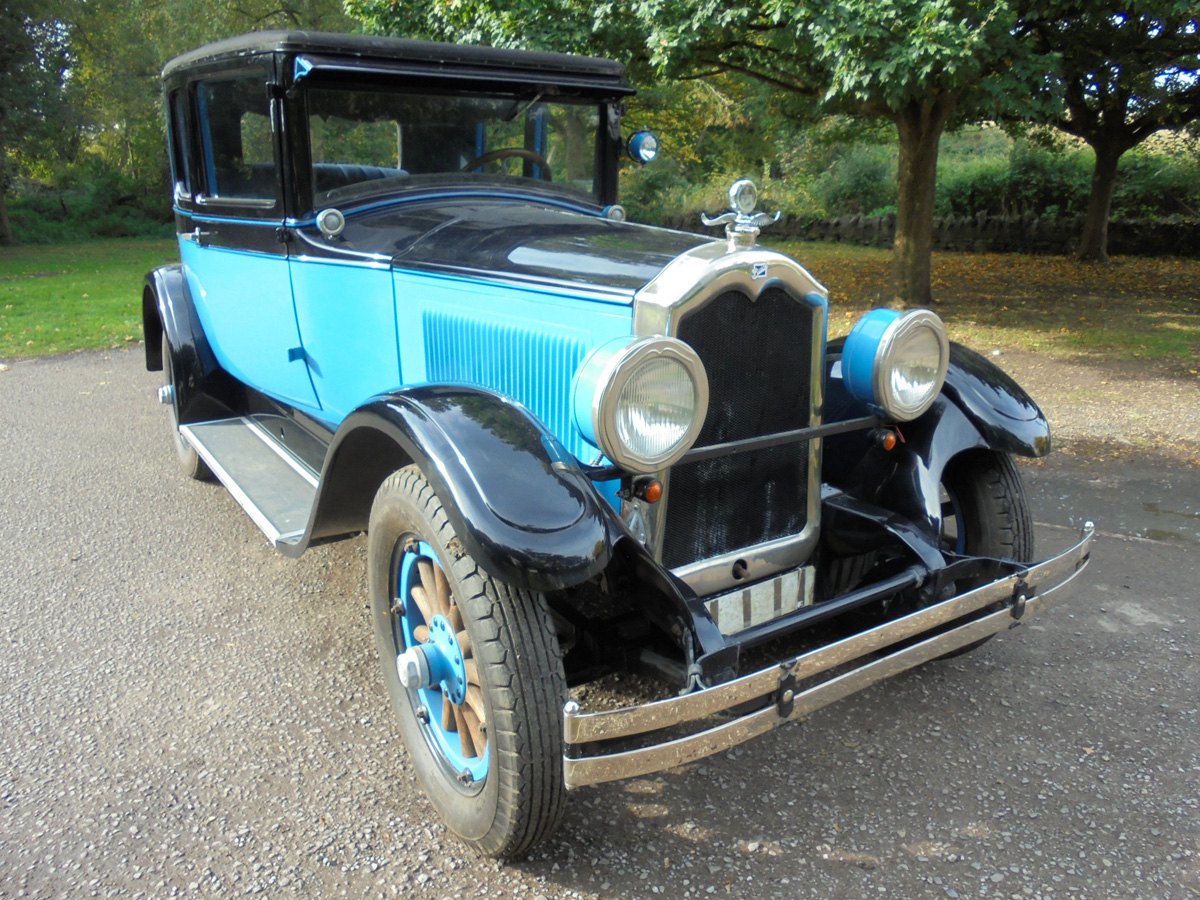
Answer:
180 417 318 547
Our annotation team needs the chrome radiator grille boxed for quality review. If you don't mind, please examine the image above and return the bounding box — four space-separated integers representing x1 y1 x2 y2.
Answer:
661 287 816 569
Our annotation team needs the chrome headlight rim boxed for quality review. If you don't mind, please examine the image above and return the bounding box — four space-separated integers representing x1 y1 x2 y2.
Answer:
871 309 949 421
587 336 709 475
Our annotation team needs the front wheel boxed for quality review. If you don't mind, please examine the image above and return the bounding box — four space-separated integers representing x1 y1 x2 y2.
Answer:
940 450 1034 563
367 465 567 857
936 450 1034 657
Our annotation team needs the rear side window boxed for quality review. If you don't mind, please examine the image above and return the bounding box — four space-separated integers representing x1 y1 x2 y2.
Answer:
195 74 279 206
167 90 192 198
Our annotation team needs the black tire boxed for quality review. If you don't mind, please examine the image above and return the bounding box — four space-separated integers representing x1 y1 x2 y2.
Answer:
940 450 1034 563
936 450 1034 657
161 333 211 480
368 465 567 857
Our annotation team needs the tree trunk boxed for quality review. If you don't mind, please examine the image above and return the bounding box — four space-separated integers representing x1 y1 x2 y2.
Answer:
892 95 956 307
1077 140 1124 262
0 186 12 246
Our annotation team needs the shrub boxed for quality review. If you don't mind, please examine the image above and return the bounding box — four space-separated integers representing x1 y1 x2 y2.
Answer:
5 160 172 244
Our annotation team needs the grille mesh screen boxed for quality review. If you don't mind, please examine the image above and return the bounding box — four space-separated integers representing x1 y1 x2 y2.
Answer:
662 287 815 569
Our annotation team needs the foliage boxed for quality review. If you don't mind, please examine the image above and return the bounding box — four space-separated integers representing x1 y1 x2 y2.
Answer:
623 123 1200 226
0 0 352 245
0 0 76 243
5 162 173 244
1021 0 1200 259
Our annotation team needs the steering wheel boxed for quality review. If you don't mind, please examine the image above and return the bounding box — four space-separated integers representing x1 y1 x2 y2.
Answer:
460 147 553 181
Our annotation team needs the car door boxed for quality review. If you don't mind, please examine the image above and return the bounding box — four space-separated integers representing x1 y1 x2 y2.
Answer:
286 84 403 424
180 68 321 413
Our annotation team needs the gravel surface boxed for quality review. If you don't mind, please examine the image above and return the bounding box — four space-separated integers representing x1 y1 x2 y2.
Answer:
988 350 1200 467
1 347 1197 899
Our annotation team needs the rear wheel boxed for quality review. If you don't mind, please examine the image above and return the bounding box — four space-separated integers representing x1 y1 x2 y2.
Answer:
160 333 210 480
368 465 567 857
937 450 1034 656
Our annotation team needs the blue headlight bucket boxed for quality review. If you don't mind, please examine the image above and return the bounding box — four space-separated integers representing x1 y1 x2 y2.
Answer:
628 130 660 164
571 336 639 449
841 308 902 411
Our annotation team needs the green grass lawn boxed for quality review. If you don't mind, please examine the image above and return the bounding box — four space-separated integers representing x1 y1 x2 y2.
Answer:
1 237 1197 377
0 238 178 359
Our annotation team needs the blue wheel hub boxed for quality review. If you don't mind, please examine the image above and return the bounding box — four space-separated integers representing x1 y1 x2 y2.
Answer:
397 541 488 782
424 614 467 705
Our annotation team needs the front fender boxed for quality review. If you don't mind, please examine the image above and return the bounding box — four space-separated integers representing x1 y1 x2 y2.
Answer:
304 385 626 593
826 338 1051 541
940 343 1050 458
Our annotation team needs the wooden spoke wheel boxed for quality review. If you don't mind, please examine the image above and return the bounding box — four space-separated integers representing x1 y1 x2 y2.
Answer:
368 465 567 857
395 540 489 783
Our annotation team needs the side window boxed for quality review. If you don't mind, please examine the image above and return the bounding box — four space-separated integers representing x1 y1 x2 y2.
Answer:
167 90 192 200
194 74 279 207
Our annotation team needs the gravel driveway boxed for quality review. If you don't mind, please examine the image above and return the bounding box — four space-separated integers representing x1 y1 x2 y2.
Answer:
1 348 1197 899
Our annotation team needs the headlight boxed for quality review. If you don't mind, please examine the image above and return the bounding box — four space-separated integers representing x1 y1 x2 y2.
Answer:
842 308 949 421
573 336 708 474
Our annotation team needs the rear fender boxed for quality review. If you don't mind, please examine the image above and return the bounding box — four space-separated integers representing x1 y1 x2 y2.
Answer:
142 265 232 422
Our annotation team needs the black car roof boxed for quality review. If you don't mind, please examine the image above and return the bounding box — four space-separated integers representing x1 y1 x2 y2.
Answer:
162 30 632 92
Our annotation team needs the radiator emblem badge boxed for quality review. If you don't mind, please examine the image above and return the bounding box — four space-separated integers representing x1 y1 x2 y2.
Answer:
751 262 768 280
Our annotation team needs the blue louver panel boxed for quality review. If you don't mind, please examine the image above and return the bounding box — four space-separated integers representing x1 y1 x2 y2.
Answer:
422 310 591 461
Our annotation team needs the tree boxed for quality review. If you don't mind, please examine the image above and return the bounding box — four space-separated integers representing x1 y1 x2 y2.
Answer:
0 0 73 244
800 1 1042 303
347 0 1044 305
1024 1 1200 261
67 0 356 184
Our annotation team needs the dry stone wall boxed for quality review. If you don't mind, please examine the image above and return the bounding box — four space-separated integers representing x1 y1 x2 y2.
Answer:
660 211 1200 258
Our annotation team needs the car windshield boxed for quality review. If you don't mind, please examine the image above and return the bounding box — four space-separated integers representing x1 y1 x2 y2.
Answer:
306 86 604 207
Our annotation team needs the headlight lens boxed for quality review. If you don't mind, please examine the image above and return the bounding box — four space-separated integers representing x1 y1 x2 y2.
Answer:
614 357 698 459
573 337 708 474
842 308 949 421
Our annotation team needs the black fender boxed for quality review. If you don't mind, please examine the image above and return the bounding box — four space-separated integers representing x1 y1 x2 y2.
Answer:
142 265 233 423
296 384 737 684
300 385 625 592
825 338 1050 542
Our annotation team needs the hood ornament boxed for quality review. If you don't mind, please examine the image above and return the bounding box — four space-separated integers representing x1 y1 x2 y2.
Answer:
701 179 781 250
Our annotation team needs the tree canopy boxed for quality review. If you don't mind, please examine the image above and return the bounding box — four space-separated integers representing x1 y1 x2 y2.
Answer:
1024 1 1200 260
349 0 1047 304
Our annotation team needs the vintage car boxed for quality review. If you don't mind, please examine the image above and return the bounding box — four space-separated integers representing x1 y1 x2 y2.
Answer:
144 30 1093 857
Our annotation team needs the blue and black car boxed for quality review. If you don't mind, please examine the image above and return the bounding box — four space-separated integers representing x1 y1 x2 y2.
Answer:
144 30 1093 857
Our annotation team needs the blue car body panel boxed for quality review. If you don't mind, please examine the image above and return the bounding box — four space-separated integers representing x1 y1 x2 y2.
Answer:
290 253 401 424
180 239 322 411
393 266 635 466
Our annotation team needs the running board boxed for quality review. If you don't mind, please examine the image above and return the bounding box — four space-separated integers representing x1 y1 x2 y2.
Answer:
180 417 318 547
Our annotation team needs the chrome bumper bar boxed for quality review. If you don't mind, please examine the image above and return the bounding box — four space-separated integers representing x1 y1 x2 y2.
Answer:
562 523 1094 789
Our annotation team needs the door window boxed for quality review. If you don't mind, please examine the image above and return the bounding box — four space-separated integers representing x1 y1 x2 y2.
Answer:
195 74 280 209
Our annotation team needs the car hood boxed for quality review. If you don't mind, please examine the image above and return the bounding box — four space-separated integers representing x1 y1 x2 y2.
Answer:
343 198 714 294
